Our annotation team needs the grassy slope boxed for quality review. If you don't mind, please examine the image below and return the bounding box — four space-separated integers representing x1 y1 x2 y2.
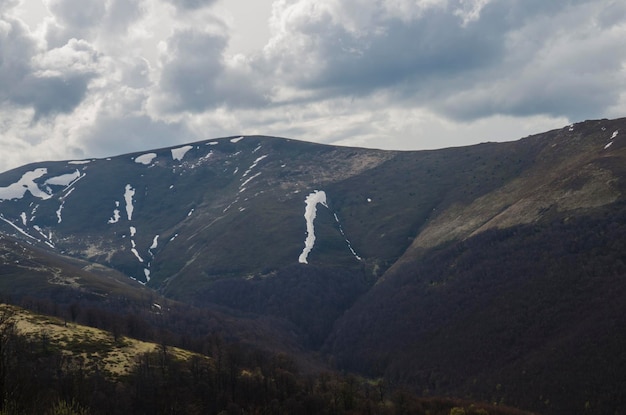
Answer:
4 303 198 378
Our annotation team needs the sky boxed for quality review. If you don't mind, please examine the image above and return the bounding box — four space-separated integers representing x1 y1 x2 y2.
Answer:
0 0 625 173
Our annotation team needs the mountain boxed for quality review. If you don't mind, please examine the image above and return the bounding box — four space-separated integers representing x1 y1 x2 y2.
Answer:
1 117 625 414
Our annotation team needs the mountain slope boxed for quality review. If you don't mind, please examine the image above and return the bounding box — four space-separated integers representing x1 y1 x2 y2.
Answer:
1 117 626 414
1 120 622 290
324 119 626 414
325 202 626 413
0 136 392 286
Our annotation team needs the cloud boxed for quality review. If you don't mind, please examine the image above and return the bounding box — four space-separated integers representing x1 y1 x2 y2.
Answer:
434 1 626 121
0 13 100 119
0 15 37 93
45 0 105 30
43 0 146 48
262 0 626 122
165 0 218 11
263 0 503 90
80 114 195 158
153 28 271 113
1 1 21 14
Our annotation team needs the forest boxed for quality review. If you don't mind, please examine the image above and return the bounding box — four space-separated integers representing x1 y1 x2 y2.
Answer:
0 305 535 415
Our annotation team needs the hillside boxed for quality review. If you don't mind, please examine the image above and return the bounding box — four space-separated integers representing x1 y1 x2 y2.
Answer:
1 117 625 414
4 304 195 377
1 303 538 415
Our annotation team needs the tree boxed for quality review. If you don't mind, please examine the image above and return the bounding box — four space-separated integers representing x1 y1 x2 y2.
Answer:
0 306 17 412
69 302 80 323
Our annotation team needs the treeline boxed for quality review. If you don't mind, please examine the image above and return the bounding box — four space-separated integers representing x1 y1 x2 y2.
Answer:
3 291 299 362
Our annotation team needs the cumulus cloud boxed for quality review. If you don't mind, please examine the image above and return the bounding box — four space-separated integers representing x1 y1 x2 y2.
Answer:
262 0 626 122
433 1 626 121
153 28 271 113
43 0 146 49
263 0 502 90
0 15 37 94
0 12 100 119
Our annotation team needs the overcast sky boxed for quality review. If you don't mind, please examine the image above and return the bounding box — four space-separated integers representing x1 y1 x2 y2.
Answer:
1 0 625 173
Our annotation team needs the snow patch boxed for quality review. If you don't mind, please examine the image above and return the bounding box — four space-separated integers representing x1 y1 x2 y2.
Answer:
131 248 144 263
298 190 328 264
242 155 268 177
333 213 362 261
130 226 137 237
605 130 620 149
171 145 193 161
124 185 135 220
144 268 151 281
240 172 262 192
187 209 194 217
230 136 244 143
207 141 218 146
0 168 52 201
135 153 157 165
45 170 81 186
68 160 91 165
0 215 38 241
33 225 54 248
56 201 65 224
150 235 159 250
63 187 76 200
108 201 121 224
20 212 27 226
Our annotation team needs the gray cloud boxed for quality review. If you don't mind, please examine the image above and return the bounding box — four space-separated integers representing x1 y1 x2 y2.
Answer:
156 29 270 112
82 114 195 158
0 16 36 93
44 0 145 48
165 0 218 11
13 75 92 119
0 0 20 13
433 1 626 121
262 0 626 122
0 14 98 119
102 0 145 34
303 11 502 92
45 0 105 29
